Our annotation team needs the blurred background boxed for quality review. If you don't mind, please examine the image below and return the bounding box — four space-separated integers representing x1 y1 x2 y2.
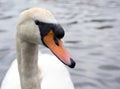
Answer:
0 0 120 89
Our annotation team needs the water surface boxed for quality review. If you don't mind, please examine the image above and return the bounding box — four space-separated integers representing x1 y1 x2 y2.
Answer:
0 0 120 89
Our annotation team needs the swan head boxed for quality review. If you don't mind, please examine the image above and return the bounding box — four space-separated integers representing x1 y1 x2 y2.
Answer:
17 8 75 68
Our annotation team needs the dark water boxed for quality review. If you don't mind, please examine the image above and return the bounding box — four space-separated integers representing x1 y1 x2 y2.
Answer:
1 0 120 89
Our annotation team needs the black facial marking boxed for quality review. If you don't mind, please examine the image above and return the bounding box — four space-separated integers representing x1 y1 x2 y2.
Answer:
35 20 65 46
52 24 65 39
35 20 40 25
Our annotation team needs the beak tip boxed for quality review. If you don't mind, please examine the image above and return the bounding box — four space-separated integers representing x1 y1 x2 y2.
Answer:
68 58 76 68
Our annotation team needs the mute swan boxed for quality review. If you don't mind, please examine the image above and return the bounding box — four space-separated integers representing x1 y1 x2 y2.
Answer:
1 8 76 89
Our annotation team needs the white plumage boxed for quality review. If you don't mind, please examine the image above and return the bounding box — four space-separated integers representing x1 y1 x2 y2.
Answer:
1 53 75 89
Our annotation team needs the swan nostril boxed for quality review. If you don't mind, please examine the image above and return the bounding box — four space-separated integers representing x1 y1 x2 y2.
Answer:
54 36 59 46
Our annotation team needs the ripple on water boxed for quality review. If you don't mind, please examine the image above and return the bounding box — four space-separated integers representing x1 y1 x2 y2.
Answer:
115 77 120 83
0 15 13 20
0 29 7 33
65 40 80 44
90 18 116 23
66 20 78 25
99 64 120 71
0 48 10 59
96 25 113 30
79 82 98 88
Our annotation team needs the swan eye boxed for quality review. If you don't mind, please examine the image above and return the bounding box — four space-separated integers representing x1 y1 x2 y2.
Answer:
35 20 40 25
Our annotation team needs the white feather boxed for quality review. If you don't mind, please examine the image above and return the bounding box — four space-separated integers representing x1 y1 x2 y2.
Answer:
1 52 75 89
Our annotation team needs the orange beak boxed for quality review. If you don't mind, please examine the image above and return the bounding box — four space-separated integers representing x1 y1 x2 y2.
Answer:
43 30 75 68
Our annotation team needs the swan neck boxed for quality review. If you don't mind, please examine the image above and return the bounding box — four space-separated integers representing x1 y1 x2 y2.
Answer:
16 38 41 89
